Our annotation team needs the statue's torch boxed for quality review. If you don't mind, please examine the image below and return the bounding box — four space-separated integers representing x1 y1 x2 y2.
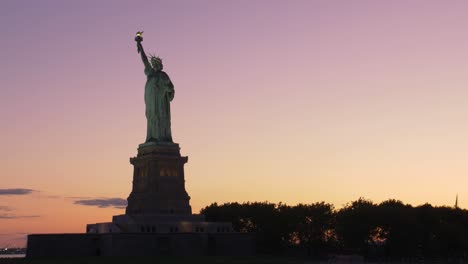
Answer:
135 31 143 53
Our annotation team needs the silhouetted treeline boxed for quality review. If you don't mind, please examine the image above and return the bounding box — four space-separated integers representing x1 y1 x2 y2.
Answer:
200 198 468 260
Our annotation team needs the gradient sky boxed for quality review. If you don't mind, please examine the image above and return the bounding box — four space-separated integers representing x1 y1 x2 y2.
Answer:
2 0 468 247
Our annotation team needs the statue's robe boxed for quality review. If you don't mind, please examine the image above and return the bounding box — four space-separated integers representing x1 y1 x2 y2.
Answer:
144 67 174 142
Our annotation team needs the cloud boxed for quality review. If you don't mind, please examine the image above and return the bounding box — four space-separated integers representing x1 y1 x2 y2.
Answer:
44 195 61 199
0 214 40 219
0 206 12 211
74 198 127 209
0 205 40 219
0 200 40 220
67 196 91 200
0 188 35 195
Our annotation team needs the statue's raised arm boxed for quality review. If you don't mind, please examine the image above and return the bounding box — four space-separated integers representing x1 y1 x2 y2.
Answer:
135 31 151 71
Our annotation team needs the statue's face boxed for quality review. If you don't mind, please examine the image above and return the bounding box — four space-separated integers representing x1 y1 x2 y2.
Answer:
151 58 163 71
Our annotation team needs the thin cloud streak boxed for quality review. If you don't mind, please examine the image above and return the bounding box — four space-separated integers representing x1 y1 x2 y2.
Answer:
0 206 12 211
0 214 40 219
0 205 39 219
0 189 35 195
74 198 127 209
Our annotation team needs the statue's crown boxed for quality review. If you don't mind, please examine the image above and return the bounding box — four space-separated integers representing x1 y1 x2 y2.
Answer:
149 54 162 64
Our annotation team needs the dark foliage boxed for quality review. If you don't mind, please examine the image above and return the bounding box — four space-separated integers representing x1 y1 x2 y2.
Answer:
200 198 468 260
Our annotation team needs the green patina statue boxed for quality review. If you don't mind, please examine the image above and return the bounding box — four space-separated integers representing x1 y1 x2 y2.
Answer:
135 32 174 143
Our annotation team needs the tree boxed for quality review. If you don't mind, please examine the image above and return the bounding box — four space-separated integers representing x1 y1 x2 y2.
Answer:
335 198 376 255
280 202 335 257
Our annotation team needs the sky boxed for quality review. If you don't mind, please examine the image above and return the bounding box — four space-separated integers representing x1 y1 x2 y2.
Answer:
2 0 468 247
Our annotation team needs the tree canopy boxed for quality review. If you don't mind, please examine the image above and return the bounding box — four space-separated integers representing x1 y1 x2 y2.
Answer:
200 198 468 260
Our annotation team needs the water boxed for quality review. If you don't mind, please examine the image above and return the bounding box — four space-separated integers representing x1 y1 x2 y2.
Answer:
0 254 25 258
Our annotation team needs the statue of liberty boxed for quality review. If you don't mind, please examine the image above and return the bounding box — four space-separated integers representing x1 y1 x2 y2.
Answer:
135 32 174 143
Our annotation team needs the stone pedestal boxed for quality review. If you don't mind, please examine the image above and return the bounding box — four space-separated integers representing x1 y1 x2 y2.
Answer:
126 142 192 215
27 142 256 257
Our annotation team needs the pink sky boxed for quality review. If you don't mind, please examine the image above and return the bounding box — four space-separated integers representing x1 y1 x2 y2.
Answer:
2 1 468 246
